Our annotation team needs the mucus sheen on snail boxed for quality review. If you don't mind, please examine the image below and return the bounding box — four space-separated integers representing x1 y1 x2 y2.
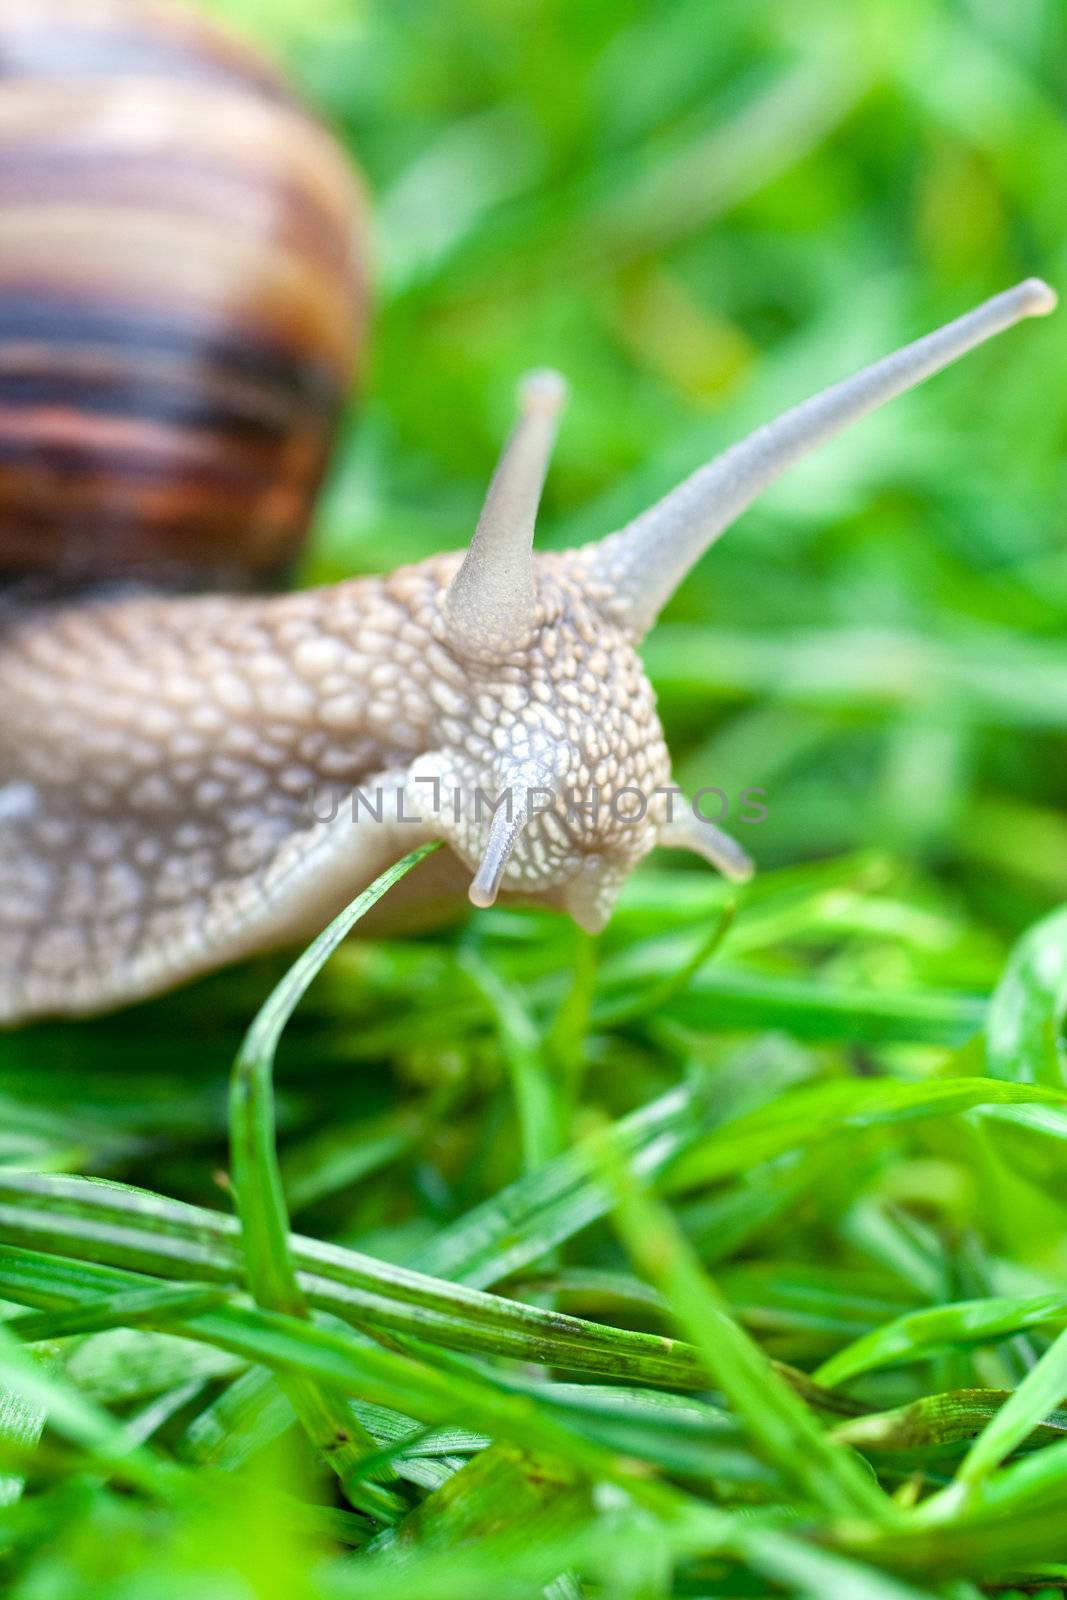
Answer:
0 1 1057 1024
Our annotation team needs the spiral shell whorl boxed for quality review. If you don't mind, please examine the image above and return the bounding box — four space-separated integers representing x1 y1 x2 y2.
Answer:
0 0 367 586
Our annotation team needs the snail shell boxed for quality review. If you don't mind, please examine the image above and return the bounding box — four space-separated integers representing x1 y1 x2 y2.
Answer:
0 0 367 587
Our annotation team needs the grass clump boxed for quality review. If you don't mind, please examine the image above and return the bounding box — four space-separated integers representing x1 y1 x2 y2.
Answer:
3 845 1067 1595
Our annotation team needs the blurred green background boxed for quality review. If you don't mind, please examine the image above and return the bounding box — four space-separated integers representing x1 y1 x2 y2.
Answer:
202 0 1067 941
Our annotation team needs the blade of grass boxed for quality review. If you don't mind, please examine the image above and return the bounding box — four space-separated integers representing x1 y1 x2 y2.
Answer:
231 840 442 1313
954 1322 1067 1486
591 899 736 1028
667 1076 1067 1191
985 902 1067 1087
660 967 984 1045
8 1284 230 1344
229 841 441 1520
281 1102 439 1215
815 1293 1067 1389
457 944 560 1170
0 1169 862 1412
0 1323 173 1497
408 1078 715 1286
847 1433 1067 1577
0 1257 941 1587
738 1526 942 1600
590 1121 895 1523
0 1182 714 1388
833 1388 1067 1453
0 1243 737 1536
0 1381 44 1508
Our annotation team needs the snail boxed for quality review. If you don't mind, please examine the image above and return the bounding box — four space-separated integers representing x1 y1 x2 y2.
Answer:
0 1 1056 1025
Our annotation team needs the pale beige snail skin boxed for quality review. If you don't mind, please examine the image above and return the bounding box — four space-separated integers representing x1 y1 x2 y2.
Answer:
0 280 1057 1024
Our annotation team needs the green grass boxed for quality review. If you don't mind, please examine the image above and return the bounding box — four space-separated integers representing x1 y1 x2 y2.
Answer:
4 854 1067 1594
3 0 1067 1593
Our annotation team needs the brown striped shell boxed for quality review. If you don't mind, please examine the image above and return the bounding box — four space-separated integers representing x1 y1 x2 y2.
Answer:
0 0 367 587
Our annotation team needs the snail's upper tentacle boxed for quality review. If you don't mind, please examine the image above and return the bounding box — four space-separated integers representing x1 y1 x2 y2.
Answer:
445 370 567 658
583 279 1057 639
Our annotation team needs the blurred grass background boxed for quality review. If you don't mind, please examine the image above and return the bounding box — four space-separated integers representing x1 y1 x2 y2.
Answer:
203 0 1067 936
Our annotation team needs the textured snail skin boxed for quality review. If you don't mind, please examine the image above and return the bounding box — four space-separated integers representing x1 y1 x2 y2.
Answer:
0 0 366 585
0 551 672 1020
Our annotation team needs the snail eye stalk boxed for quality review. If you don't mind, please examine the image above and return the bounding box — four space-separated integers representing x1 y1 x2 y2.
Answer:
446 369 568 657
587 279 1057 638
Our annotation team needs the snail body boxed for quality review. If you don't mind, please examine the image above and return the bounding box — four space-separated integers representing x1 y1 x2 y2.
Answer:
0 2 1056 1024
